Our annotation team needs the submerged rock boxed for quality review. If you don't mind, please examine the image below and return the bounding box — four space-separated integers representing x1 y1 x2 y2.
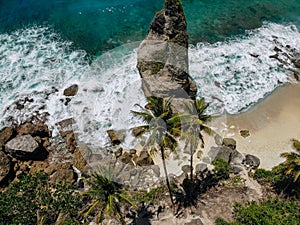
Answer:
137 0 197 100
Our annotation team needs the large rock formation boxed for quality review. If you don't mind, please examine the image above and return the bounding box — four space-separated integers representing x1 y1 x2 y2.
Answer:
137 0 197 100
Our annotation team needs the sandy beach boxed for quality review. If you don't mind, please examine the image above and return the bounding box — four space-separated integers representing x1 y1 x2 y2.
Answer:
206 82 300 170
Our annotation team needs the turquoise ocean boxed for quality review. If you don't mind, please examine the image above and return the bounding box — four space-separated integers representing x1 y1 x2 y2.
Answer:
0 0 300 147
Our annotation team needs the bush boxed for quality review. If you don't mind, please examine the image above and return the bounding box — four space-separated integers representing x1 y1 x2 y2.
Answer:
0 173 86 225
216 199 300 225
212 158 231 180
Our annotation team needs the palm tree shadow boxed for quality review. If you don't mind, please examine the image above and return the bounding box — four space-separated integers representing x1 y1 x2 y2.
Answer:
129 202 157 225
174 173 219 215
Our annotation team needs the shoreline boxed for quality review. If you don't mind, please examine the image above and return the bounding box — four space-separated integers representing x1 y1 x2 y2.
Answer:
205 82 300 170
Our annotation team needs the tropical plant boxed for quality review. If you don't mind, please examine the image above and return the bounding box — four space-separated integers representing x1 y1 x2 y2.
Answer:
83 172 136 224
131 96 179 210
279 139 300 183
216 199 300 225
171 97 212 181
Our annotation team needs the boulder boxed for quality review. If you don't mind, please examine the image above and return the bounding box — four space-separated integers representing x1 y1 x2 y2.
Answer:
107 130 125 145
0 151 12 184
72 148 87 172
222 138 236 150
50 168 75 184
0 127 14 149
5 135 48 160
243 154 260 169
63 84 78 96
137 0 197 99
135 150 154 166
119 152 134 165
208 146 234 163
230 150 245 165
132 127 145 137
17 121 51 137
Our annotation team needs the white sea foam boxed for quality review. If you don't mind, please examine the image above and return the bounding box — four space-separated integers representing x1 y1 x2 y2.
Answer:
0 22 299 148
189 22 300 114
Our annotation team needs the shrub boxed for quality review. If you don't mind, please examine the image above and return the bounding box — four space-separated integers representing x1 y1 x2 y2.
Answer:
0 173 85 225
216 199 300 225
212 158 231 180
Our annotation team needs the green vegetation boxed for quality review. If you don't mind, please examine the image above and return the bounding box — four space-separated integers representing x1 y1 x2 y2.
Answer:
83 172 136 224
0 173 85 225
216 199 300 225
131 185 168 204
212 158 231 180
151 61 164 74
131 96 179 210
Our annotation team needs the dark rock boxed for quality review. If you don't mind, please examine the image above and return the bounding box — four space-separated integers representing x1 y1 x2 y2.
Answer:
63 84 78 96
107 130 125 145
222 138 236 150
132 127 145 137
243 154 260 169
72 148 87 172
119 152 134 165
0 151 12 184
240 130 250 138
17 121 51 138
135 150 154 166
5 135 48 160
0 127 14 149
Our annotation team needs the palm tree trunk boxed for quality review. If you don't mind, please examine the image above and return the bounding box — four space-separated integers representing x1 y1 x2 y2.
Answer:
160 145 175 212
190 144 193 182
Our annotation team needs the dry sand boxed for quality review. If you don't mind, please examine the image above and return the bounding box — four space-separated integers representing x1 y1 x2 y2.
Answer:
207 82 300 170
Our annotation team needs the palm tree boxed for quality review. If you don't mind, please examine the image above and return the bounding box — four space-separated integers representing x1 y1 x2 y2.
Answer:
280 139 300 183
83 172 136 224
131 96 179 211
170 98 212 182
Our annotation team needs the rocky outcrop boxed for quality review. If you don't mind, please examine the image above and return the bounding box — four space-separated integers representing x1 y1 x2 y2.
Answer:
137 0 197 100
5 135 48 160
0 127 14 150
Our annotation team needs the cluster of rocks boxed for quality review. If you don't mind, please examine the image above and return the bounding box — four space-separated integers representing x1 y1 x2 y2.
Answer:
0 117 88 187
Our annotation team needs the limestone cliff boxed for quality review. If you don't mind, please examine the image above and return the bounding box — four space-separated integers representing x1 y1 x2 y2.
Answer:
137 0 197 100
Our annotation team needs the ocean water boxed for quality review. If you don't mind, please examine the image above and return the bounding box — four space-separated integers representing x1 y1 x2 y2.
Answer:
0 0 300 147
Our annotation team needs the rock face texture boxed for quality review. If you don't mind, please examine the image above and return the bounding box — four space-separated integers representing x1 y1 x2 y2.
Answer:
0 151 12 184
137 0 197 100
5 135 48 160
